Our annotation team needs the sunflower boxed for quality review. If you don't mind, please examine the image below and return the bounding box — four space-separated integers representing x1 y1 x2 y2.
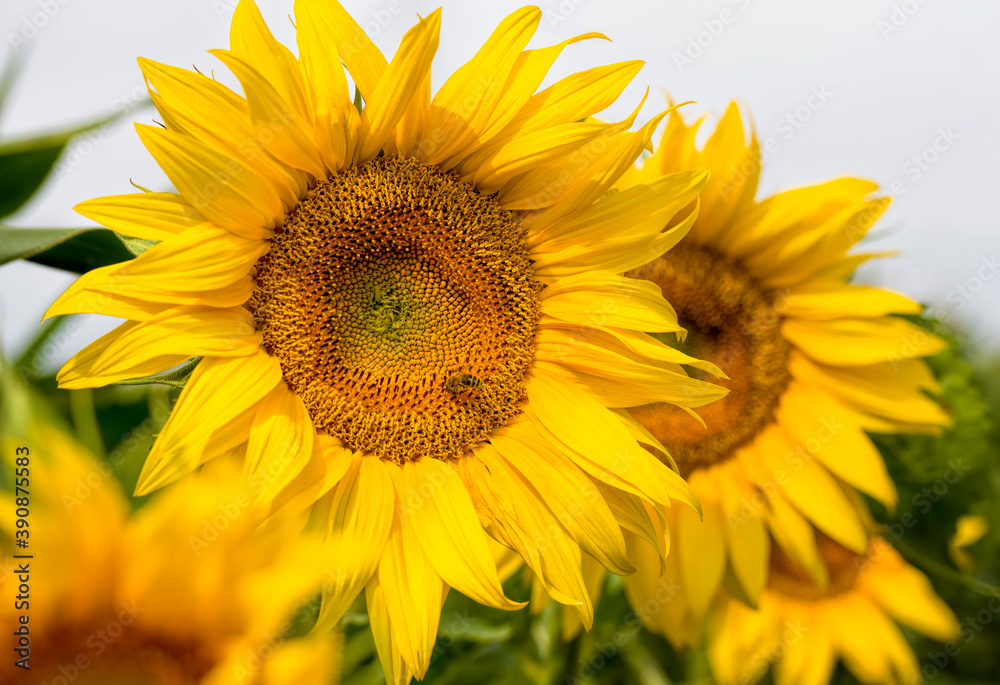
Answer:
611 101 950 645
0 408 339 684
45 1 726 680
707 533 958 685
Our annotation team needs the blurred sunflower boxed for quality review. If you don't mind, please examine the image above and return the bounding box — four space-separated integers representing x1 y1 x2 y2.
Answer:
44 1 727 680
610 102 950 644
0 421 339 684
707 534 958 685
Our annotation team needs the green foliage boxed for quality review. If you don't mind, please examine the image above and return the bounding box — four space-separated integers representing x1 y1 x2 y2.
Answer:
0 226 133 272
869 322 1000 684
0 60 148 273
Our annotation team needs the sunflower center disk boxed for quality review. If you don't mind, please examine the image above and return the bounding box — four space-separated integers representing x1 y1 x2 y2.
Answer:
767 534 862 600
250 157 540 463
626 243 792 477
32 622 213 684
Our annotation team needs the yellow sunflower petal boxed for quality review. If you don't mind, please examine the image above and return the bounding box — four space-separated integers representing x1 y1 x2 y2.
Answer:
496 60 644 142
539 271 682 333
825 595 920 684
789 352 949 429
402 457 524 610
313 454 395 632
782 316 947 367
74 192 204 241
139 57 308 207
293 0 358 172
135 350 282 495
244 383 315 506
459 448 592 622
773 620 835 685
300 0 387 100
365 577 415 685
755 426 868 553
422 6 541 166
863 544 959 642
677 500 726 617
782 284 922 320
44 226 265 322
491 425 634 575
229 0 313 123
355 10 441 164
525 370 700 513
760 489 827 587
135 123 282 236
775 382 897 507
57 306 261 389
693 102 760 242
723 505 769 603
209 48 327 178
378 463 447 677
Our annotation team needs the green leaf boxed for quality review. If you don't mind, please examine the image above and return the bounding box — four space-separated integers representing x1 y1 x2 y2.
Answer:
0 226 133 273
0 111 127 220
113 357 203 389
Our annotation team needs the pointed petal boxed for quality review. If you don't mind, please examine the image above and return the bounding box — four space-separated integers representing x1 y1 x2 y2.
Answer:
135 351 282 495
243 383 315 505
74 192 205 241
314 454 395 631
136 123 282 237
403 457 524 610
57 306 261 389
355 10 441 163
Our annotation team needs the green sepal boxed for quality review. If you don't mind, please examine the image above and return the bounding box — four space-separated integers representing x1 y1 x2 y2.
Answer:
115 232 158 257
113 357 203 389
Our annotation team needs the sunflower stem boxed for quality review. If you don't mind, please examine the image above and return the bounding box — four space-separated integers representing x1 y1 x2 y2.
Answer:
894 538 1000 597
69 388 105 458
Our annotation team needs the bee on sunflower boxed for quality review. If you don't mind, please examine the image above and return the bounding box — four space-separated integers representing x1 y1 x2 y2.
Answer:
45 2 728 681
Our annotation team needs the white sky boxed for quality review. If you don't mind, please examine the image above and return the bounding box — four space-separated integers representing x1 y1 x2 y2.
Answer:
1 0 998 371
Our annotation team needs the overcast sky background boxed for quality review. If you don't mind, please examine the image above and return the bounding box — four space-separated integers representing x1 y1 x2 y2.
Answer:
1 0 997 371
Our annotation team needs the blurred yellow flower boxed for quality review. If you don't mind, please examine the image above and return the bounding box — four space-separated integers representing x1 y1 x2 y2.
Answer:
44 1 727 680
948 514 989 573
615 101 950 645
707 535 957 685
0 419 339 684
